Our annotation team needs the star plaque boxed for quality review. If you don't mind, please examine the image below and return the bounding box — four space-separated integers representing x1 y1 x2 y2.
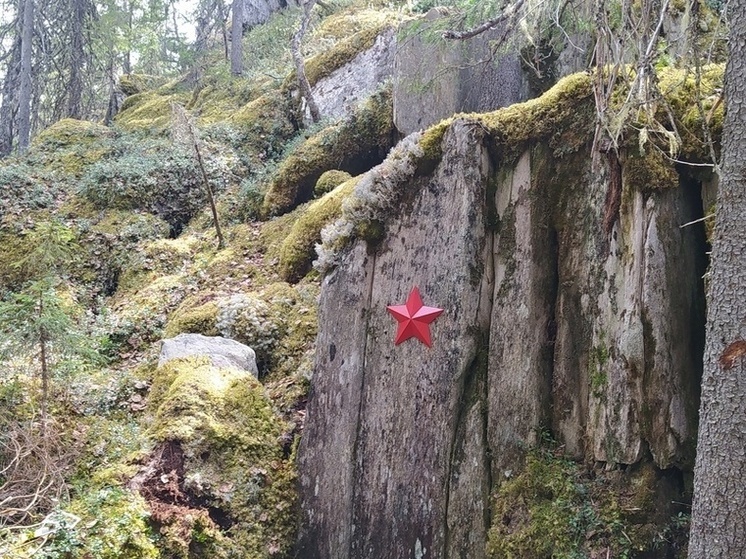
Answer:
387 287 443 347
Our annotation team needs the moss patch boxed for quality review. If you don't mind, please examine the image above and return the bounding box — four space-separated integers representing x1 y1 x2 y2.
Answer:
487 444 689 558
315 169 352 197
285 20 395 89
29 118 112 175
146 357 297 558
119 73 164 96
261 86 394 217
279 177 358 282
164 296 219 338
116 91 189 132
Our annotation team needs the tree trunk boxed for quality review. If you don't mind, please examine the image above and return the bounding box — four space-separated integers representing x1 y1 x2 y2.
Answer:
17 0 34 152
0 35 21 157
66 0 85 119
230 0 243 75
688 0 746 554
291 0 320 123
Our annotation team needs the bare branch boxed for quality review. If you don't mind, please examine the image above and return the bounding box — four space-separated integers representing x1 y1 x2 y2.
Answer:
443 0 526 40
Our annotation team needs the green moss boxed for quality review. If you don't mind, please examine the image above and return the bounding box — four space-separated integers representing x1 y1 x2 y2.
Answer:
117 236 197 294
279 177 358 282
164 297 219 338
66 486 160 559
315 169 352 197
623 146 679 192
229 90 297 161
417 120 450 166
116 91 189 132
475 72 595 164
119 73 163 96
589 338 610 398
262 86 393 217
657 64 724 160
148 357 298 558
29 118 112 175
284 20 394 90
487 446 680 559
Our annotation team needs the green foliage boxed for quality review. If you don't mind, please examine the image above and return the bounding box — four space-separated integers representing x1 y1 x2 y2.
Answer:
77 137 225 233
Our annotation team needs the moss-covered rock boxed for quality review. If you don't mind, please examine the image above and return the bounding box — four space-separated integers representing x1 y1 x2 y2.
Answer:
228 90 297 162
261 86 394 217
67 487 160 559
164 296 220 338
279 177 358 282
29 118 113 175
116 91 189 132
146 357 297 558
119 73 164 96
283 20 395 90
314 169 352 197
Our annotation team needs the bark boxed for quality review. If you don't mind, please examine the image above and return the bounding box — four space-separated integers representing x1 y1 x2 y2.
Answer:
291 0 320 123
0 34 21 156
66 0 85 119
688 0 746 553
17 0 33 152
230 0 243 75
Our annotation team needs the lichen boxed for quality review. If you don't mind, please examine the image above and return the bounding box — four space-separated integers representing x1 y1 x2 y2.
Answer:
314 130 425 273
261 85 394 217
279 177 358 283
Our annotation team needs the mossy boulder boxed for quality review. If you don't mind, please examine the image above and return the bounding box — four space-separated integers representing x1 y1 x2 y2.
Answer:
314 169 352 197
146 357 297 558
261 86 394 217
279 177 358 283
29 118 112 175
228 90 296 163
283 20 394 90
116 90 189 132
164 295 220 338
119 73 163 96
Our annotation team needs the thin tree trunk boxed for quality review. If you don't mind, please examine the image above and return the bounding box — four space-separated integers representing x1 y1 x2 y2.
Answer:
688 0 746 553
17 0 34 152
291 0 320 123
230 0 243 75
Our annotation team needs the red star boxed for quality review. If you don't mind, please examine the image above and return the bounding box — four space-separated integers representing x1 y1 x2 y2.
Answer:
387 287 443 347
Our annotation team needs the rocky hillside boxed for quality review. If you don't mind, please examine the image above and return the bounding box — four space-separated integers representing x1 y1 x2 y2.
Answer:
0 0 723 557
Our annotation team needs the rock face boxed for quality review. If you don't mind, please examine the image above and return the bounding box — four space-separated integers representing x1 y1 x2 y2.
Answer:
298 93 708 556
159 333 258 376
309 28 396 122
394 10 530 135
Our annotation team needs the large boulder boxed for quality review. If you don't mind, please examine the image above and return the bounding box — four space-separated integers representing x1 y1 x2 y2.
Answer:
298 71 711 557
159 333 258 377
